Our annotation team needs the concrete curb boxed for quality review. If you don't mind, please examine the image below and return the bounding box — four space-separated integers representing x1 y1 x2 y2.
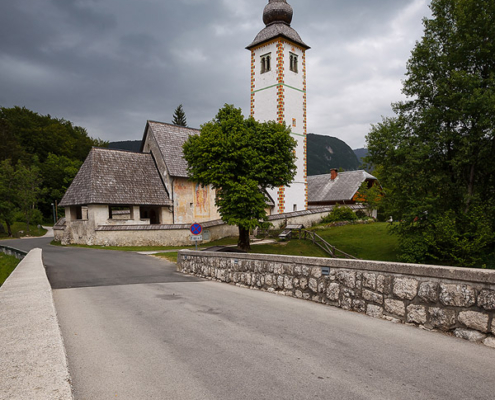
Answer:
0 248 73 400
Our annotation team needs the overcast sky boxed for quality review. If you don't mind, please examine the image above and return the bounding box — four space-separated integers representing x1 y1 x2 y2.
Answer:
0 0 431 149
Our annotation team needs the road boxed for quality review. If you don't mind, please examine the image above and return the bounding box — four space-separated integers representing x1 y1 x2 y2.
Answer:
3 237 495 399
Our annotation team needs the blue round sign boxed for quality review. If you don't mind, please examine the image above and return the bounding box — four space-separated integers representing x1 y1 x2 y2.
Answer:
190 223 203 235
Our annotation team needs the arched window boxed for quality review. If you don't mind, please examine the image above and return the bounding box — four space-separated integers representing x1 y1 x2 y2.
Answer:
261 53 271 74
290 53 298 73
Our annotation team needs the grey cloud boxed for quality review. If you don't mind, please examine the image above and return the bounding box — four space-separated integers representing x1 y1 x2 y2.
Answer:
0 0 431 147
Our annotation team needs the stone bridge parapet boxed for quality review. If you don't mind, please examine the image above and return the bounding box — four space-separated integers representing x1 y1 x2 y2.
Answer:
178 251 495 348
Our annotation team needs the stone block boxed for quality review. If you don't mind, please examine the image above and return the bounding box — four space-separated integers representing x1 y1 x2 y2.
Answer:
311 267 322 278
293 277 300 288
284 276 293 290
362 273 376 290
377 275 392 294
312 295 321 303
458 311 489 333
478 290 495 311
406 305 427 324
362 289 383 305
366 304 383 319
482 336 495 349
341 296 352 310
454 328 486 343
295 290 303 299
302 266 310 277
294 266 302 276
274 264 284 275
265 274 273 287
353 300 366 313
303 293 311 300
300 277 308 290
336 270 356 289
393 277 419 300
418 282 439 303
428 307 456 331
284 264 294 275
439 284 476 307
326 283 340 301
385 299 405 317
309 278 318 293
277 275 284 289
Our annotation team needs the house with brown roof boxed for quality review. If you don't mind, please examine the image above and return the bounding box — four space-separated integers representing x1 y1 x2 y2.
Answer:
308 169 379 213
56 122 237 246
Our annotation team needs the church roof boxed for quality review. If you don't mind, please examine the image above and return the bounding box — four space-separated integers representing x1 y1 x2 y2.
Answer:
247 0 309 50
142 121 199 178
308 170 377 204
59 148 172 207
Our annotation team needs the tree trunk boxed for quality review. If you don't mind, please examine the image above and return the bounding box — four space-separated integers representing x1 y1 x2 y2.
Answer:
465 163 475 213
6 221 12 237
238 226 251 251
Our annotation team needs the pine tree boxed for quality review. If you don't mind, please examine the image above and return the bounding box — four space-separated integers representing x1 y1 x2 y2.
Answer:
172 104 187 127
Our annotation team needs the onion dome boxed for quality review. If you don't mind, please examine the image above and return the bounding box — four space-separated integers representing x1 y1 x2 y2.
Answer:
246 0 310 51
263 0 293 26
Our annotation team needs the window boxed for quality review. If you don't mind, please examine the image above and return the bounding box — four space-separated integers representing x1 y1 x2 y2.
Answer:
290 53 298 73
293 204 297 212
292 118 297 127
72 206 83 220
261 53 271 74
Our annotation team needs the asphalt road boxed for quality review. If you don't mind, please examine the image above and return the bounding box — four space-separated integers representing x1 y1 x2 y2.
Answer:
3 238 495 399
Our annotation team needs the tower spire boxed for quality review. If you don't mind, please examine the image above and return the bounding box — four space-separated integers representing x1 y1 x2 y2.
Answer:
263 0 293 26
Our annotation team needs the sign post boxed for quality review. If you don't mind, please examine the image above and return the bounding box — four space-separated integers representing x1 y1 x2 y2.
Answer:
190 223 203 250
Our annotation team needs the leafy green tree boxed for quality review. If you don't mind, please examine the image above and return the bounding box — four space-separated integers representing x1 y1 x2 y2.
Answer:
366 0 495 267
183 104 297 250
355 181 382 218
15 161 42 233
0 106 107 219
0 160 18 236
172 104 187 127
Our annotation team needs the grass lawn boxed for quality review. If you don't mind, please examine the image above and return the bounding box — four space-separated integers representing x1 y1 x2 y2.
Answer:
250 239 329 258
50 223 398 262
0 253 20 286
154 252 179 263
309 222 399 262
0 222 47 239
50 236 239 252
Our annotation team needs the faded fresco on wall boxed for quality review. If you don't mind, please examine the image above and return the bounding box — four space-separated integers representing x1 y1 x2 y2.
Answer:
174 180 193 224
195 184 210 218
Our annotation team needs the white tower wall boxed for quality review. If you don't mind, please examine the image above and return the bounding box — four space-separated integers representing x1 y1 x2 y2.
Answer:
250 38 308 213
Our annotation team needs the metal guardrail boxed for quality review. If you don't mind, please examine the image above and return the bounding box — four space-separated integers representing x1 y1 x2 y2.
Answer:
0 245 28 260
301 230 359 260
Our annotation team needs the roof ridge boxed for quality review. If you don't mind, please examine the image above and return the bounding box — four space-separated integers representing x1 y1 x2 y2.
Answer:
147 120 201 132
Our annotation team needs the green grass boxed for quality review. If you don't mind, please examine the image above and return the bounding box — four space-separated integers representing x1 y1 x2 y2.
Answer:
50 236 239 252
0 253 20 286
0 222 47 240
49 223 399 262
154 252 179 263
309 222 399 261
250 239 329 258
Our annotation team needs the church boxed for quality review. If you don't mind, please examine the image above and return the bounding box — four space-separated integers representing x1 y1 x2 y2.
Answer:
55 0 354 246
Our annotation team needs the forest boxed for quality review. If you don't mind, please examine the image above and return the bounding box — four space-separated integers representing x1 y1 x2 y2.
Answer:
0 106 107 235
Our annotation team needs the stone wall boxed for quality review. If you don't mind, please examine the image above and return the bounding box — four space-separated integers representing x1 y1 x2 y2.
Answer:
178 251 495 348
0 245 27 260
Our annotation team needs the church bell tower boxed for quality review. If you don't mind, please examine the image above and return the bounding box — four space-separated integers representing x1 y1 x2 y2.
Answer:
247 0 310 214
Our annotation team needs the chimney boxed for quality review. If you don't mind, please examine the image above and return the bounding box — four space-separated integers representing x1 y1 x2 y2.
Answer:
330 169 338 181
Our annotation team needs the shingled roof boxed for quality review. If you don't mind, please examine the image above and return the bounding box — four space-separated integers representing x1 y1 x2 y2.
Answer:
247 0 309 50
59 148 172 207
308 170 377 204
247 23 310 50
142 121 199 178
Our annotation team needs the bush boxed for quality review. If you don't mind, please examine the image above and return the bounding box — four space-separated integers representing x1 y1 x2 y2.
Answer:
322 205 358 223
355 210 367 219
